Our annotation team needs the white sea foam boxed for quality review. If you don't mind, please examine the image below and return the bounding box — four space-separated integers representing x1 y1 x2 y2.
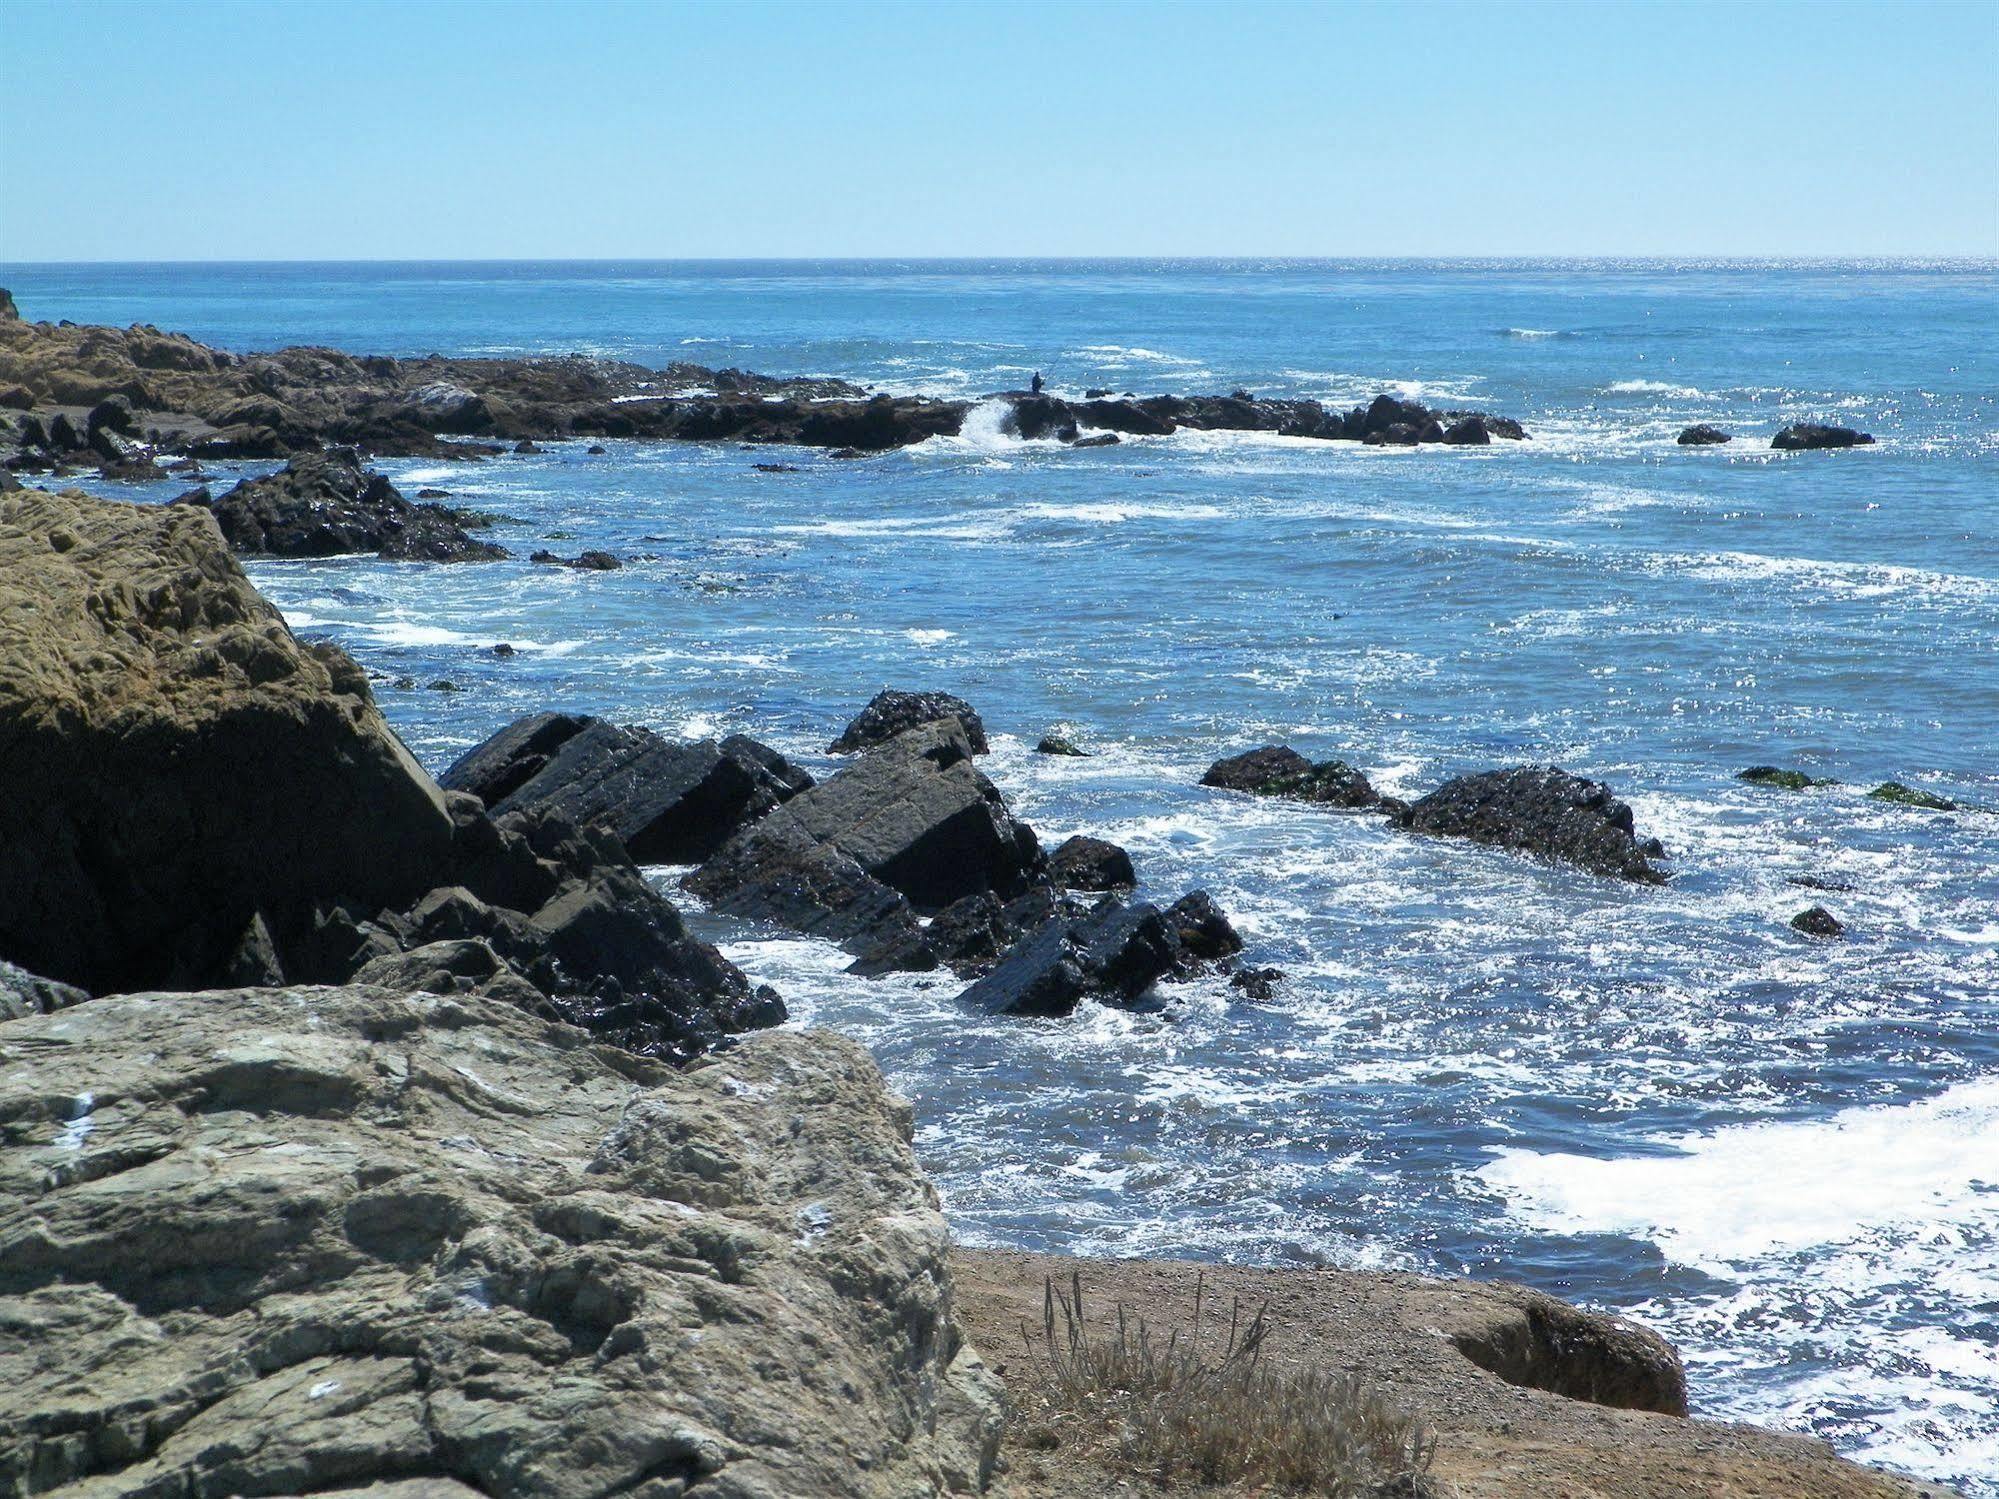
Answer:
1603 378 1706 398
1481 1076 1999 1266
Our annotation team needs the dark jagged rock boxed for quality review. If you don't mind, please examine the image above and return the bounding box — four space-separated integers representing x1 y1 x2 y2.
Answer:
1048 834 1137 891
685 811 919 946
1677 424 1733 446
529 547 621 569
1202 745 1382 809
1772 423 1875 450
846 886 1072 979
441 712 812 864
830 687 989 755
1867 780 1957 811
1002 392 1080 441
774 720 1038 909
178 448 508 561
1739 766 1838 790
1441 416 1493 445
1788 874 1858 893
1071 431 1121 448
1036 733 1088 756
1400 766 1667 884
688 719 1044 960
956 887 1240 1018
1791 905 1845 939
1229 965 1285 1001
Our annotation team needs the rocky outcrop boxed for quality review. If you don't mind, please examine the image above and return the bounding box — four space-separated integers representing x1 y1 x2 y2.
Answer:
1772 423 1875 450
1677 424 1732 445
1202 745 1383 809
1399 766 1667 884
530 548 622 570
956 890 1242 1017
830 688 990 755
0 489 779 1059
0 488 462 991
689 720 1040 937
441 713 812 865
0 985 1002 1497
0 299 1530 470
176 449 507 561
1867 780 1957 810
1035 733 1088 757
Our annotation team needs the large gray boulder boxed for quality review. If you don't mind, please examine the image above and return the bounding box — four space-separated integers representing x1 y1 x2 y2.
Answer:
0 985 1002 1496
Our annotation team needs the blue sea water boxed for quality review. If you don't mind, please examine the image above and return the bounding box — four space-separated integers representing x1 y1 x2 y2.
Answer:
8 258 1997 1492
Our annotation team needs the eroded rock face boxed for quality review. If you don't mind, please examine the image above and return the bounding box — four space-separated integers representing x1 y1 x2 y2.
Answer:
178 449 507 561
441 714 812 865
0 986 1003 1497
830 689 990 756
0 489 460 992
1399 766 1667 884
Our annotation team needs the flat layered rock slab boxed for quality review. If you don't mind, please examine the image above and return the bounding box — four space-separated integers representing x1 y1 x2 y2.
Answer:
0 986 1001 1497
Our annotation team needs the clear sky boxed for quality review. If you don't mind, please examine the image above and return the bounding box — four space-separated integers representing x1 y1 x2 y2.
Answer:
3 0 1995 261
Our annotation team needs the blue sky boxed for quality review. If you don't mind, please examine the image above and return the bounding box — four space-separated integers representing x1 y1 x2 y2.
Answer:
3 0 1995 260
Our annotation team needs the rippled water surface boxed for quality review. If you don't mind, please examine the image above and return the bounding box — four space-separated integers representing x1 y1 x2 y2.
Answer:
15 259 1997 1492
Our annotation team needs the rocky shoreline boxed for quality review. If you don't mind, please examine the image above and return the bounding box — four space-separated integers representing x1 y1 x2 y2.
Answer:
0 353 1945 1490
0 288 1878 484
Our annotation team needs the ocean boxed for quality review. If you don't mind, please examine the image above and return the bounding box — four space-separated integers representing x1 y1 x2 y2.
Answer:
9 257 1996 1492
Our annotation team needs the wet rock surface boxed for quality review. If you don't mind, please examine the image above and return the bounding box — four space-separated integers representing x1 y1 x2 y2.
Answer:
1047 834 1138 891
0 986 1003 1497
175 449 508 561
1399 766 1668 884
830 688 991 755
1677 423 1733 445
1202 745 1384 809
1773 423 1876 450
956 890 1242 1018
441 713 812 865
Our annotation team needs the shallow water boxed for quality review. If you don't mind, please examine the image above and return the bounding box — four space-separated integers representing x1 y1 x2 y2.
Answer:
14 258 1998 1492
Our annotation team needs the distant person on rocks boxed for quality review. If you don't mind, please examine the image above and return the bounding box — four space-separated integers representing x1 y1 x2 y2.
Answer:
1030 371 1044 394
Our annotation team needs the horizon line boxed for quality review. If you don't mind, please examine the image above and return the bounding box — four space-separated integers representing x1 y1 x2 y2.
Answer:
4 253 1997 270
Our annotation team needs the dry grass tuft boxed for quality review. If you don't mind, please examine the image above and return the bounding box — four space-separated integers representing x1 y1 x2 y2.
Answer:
1020 1269 1436 1496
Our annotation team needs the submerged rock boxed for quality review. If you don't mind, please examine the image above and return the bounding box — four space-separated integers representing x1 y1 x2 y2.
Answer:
441 713 811 864
1772 423 1875 450
1202 745 1382 808
1400 766 1667 884
0 987 1003 1497
830 687 989 755
1035 733 1089 756
1791 905 1845 939
1677 423 1733 445
1867 780 1958 811
178 448 508 561
1738 765 1839 790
